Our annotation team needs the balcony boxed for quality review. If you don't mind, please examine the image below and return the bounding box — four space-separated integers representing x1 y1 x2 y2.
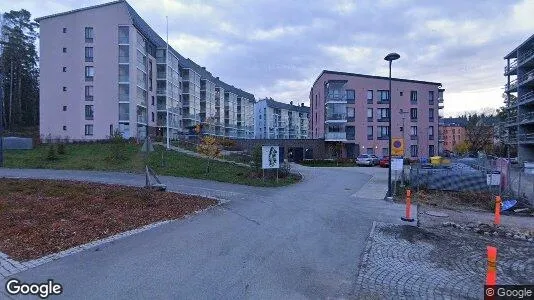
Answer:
137 115 147 124
325 95 347 104
518 69 534 86
518 111 534 124
325 113 347 123
410 135 418 140
504 59 518 75
377 117 390 122
505 78 518 92
518 90 534 105
325 132 346 141
518 49 534 66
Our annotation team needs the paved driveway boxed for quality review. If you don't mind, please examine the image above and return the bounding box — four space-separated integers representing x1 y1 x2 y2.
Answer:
0 165 412 299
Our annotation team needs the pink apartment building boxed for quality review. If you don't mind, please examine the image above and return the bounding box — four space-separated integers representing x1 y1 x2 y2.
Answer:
309 70 445 158
37 0 255 141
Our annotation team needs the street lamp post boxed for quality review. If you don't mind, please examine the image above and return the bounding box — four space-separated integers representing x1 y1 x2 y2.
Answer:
384 52 400 199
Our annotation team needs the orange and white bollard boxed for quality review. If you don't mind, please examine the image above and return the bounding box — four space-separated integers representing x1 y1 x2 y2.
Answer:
486 246 497 285
401 189 414 222
494 196 502 226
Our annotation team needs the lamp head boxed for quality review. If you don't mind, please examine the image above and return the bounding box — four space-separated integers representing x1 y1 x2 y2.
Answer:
384 52 400 61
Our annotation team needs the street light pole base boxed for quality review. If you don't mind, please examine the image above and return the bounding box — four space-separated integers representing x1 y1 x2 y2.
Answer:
401 217 415 222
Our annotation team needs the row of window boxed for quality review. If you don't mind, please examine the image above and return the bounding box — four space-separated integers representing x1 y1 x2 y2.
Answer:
365 125 435 140
362 144 434 157
326 89 436 104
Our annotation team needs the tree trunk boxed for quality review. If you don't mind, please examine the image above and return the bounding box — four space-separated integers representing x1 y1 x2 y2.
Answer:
9 61 13 130
18 68 22 128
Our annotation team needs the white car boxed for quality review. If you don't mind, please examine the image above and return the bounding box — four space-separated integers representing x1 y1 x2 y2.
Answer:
356 154 375 166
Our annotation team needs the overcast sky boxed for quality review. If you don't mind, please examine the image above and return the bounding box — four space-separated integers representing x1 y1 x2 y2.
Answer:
2 0 533 116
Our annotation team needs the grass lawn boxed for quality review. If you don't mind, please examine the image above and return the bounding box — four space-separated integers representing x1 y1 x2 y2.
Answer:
4 143 300 187
0 178 217 260
298 159 358 167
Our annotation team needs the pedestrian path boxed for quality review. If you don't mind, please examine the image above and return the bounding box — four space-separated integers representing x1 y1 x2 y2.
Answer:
154 142 251 167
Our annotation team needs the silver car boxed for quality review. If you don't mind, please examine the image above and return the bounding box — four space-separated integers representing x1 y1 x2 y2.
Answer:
356 154 374 166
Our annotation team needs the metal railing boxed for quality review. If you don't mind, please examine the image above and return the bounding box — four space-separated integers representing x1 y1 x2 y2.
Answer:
326 113 347 121
504 59 518 73
505 78 518 91
519 48 534 64
518 90 534 105
518 69 534 86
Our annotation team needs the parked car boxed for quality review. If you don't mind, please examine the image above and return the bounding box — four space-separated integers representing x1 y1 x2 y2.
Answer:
379 156 390 168
356 154 375 166
370 155 380 165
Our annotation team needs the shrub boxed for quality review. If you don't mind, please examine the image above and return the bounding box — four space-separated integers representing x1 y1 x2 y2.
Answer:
279 162 292 178
108 129 128 162
46 144 57 161
196 136 221 173
252 145 262 171
57 141 66 155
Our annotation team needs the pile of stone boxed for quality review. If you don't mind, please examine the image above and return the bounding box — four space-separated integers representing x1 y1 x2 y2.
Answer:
442 221 533 242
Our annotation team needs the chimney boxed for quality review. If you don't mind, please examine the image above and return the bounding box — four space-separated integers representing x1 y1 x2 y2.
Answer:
201 67 206 70
301 103 304 107
290 101 293 105
216 77 219 80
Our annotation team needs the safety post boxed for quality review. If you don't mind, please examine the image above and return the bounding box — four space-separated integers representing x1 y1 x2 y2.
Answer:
486 246 497 285
494 196 501 225
401 189 414 222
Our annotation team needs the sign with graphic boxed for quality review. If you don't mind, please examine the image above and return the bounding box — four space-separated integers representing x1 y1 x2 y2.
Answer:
392 158 404 171
262 146 280 169
391 138 404 156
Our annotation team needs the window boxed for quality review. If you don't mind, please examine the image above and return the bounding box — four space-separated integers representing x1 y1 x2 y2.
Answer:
148 60 153 92
151 112 154 122
119 84 129 101
62 106 67 111
382 148 388 156
118 26 129 44
410 91 417 104
346 90 355 103
429 91 434 104
62 47 67 53
151 96 155 106
367 108 373 122
379 90 390 102
377 126 389 139
85 47 93 62
410 145 418 157
429 126 434 140
378 108 390 121
119 65 129 82
410 126 418 139
429 108 434 122
119 45 129 63
367 126 373 140
119 103 129 121
62 28 67 33
315 94 317 108
85 86 94 101
347 107 355 121
85 66 94 81
85 105 94 120
400 91 403 96
366 148 374 155
429 145 435 157
367 90 373 104
85 27 94 43
62 67 67 72
63 125 67 131
410 108 417 120
62 86 67 91
85 124 94 136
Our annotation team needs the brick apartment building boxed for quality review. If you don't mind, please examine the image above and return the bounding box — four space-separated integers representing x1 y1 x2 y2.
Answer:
309 70 444 158
438 118 467 152
37 0 255 141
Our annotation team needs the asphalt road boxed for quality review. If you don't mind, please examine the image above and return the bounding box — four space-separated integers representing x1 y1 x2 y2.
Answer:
0 165 412 299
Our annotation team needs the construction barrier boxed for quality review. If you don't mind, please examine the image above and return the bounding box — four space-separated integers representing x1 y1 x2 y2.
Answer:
401 189 414 222
486 246 497 285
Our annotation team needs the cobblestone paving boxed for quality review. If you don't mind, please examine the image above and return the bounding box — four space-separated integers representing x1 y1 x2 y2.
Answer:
354 222 534 299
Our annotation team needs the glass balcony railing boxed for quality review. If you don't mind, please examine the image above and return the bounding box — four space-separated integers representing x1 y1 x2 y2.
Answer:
519 49 534 64
518 69 534 86
325 132 346 141
326 113 347 121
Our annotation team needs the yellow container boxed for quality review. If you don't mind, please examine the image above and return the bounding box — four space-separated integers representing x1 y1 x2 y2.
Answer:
430 156 442 166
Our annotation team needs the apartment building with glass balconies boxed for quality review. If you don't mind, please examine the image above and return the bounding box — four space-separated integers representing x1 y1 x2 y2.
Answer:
254 98 310 139
504 34 534 162
37 0 254 141
310 70 443 158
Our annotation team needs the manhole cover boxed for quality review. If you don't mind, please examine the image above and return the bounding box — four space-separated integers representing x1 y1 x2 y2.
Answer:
425 211 449 217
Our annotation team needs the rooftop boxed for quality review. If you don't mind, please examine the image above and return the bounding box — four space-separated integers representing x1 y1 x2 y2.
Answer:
258 98 310 113
313 70 443 88
504 33 534 59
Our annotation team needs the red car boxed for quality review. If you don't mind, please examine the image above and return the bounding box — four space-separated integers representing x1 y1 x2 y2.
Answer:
379 156 390 168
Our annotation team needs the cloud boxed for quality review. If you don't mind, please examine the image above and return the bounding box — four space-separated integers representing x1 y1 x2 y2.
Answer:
1 0 531 117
